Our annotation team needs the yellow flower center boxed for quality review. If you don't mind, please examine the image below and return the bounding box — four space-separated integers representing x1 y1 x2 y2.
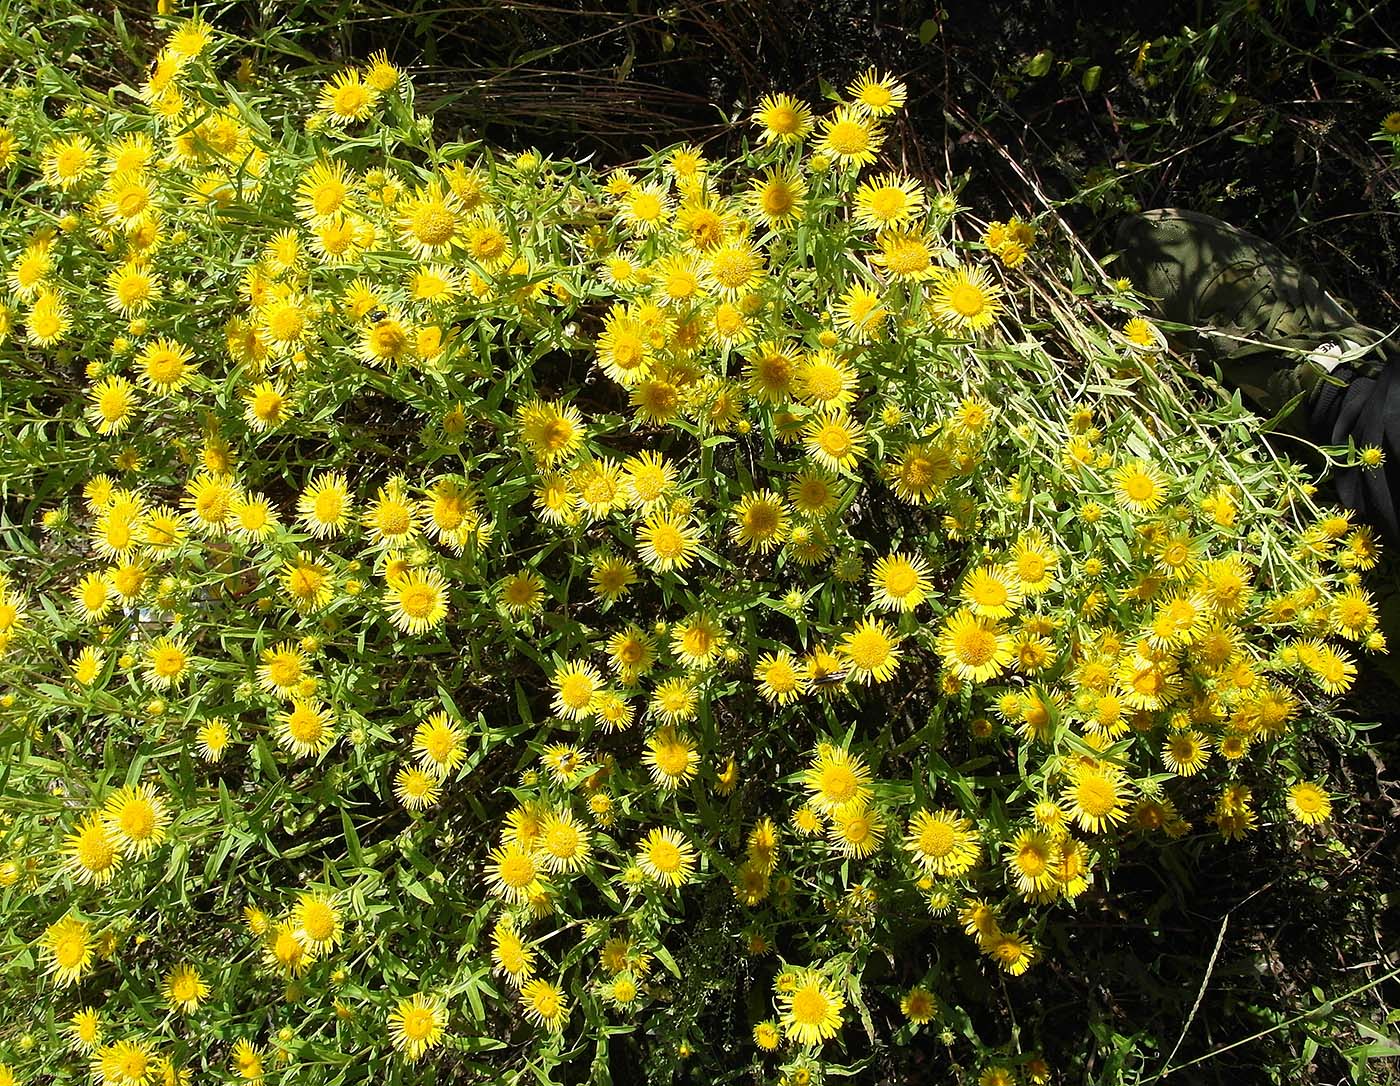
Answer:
791 987 830 1025
410 204 455 246
401 1007 434 1040
824 120 869 155
647 839 681 872
398 583 437 619
918 819 955 857
499 852 535 888
118 800 155 840
947 282 987 318
300 901 335 941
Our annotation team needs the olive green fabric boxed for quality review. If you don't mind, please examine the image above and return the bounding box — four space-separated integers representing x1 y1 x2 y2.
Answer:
1115 209 1388 423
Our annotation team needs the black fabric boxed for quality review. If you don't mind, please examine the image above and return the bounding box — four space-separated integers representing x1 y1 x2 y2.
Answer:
1307 364 1400 542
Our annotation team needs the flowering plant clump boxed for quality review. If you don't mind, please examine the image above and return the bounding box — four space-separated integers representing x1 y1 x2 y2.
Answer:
0 18 1383 1086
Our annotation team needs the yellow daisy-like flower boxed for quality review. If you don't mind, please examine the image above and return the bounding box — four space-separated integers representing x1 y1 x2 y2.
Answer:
642 726 699 790
1162 730 1211 776
258 641 308 698
491 918 535 984
282 552 333 612
705 239 765 297
596 307 654 386
293 890 344 955
535 808 592 873
901 985 937 1025
637 510 703 572
387 993 447 1061
1285 781 1332 825
277 698 335 759
229 1039 265 1083
163 963 209 1013
887 440 954 503
780 969 845 1047
829 804 885 858
838 618 900 683
517 397 586 465
752 92 814 144
486 842 544 904
754 650 808 705
617 181 672 235
144 634 191 688
43 134 97 189
853 172 925 231
802 410 866 472
551 659 602 720
1005 828 1062 896
748 167 807 227
319 68 378 123
395 183 463 259
244 381 291 431
817 104 883 165
903 809 980 876
413 711 467 775
42 914 94 987
386 568 450 635
363 477 419 549
67 1007 102 1052
936 608 1014 684
102 783 171 858
929 265 1002 333
136 337 196 393
86 375 139 435
835 282 888 341
848 68 907 115
637 826 697 887
359 314 414 367
802 745 872 815
298 472 353 538
870 551 933 611
1061 768 1132 833
730 489 790 553
65 812 122 886
1112 459 1168 514
520 978 569 1031
872 229 938 280
296 158 355 222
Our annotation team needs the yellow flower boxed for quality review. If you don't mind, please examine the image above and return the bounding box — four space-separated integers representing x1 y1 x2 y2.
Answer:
817 104 883 165
642 726 699 790
870 551 933 611
102 783 170 858
41 914 94 986
1286 781 1332 825
320 68 378 123
277 698 335 758
838 618 900 683
752 93 813 144
848 68 907 115
386 568 450 635
1061 767 1132 833
163 963 209 1013
520 978 568 1030
387 993 447 1060
551 660 601 720
853 173 925 231
779 969 845 1046
802 745 872 815
929 265 1002 333
637 826 697 887
903 809 980 876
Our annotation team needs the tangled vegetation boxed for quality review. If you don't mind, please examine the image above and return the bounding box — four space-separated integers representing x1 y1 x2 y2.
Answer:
0 8 1396 1086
